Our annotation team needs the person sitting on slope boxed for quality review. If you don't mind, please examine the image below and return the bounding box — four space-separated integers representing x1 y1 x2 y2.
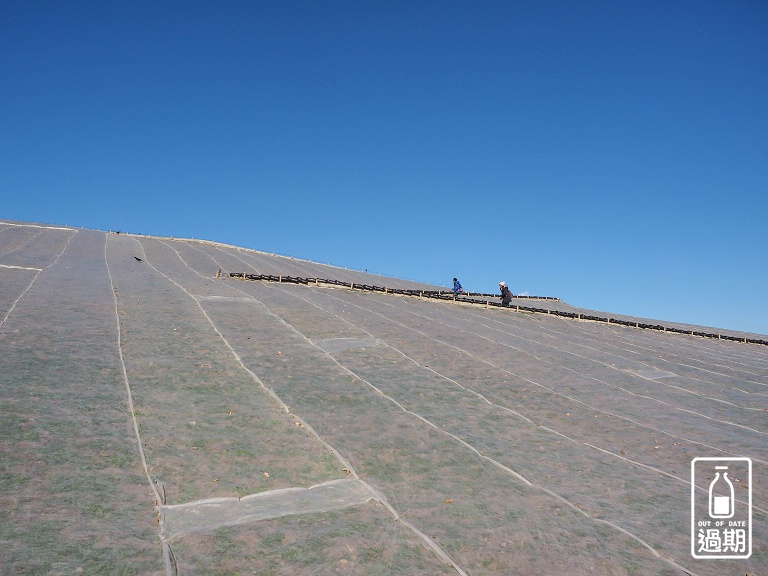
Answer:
499 281 513 306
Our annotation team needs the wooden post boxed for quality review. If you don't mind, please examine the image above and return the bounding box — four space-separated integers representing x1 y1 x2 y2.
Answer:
485 300 488 308
279 275 282 283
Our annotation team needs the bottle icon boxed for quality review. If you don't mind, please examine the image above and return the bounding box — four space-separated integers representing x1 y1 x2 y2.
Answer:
709 466 734 518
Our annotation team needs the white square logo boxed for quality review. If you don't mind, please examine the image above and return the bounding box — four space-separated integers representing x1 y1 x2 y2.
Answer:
691 457 752 559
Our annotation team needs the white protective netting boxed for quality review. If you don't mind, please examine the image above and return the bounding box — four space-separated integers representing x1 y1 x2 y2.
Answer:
2 223 766 575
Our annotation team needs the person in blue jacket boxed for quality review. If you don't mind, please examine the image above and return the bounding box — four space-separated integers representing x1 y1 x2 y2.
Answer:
453 278 464 295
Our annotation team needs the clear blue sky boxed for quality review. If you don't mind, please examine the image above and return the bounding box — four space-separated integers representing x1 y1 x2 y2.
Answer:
2 1 766 335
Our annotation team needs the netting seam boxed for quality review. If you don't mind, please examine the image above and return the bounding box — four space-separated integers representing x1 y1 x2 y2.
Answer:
478 303 768 393
400 300 768 420
0 229 77 329
180 240 228 275
586 443 763 516
554 312 768 380
104 235 174 576
547 309 768 373
210 244 262 275
0 228 44 258
464 306 768 397
529 311 767 375
356 292 768 443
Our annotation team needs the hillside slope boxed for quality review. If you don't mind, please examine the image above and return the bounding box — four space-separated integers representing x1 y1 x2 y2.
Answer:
1 220 766 575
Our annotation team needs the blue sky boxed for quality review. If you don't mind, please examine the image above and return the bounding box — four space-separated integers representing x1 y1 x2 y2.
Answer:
2 1 766 334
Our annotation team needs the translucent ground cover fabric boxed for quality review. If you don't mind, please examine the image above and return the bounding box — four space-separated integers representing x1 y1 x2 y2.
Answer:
1 222 766 575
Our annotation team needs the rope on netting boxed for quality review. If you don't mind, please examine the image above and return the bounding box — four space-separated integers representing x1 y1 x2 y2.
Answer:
0 230 78 329
105 235 175 576
224 272 768 346
166 545 178 576
407 298 767 415
181 239 229 274
0 228 45 258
